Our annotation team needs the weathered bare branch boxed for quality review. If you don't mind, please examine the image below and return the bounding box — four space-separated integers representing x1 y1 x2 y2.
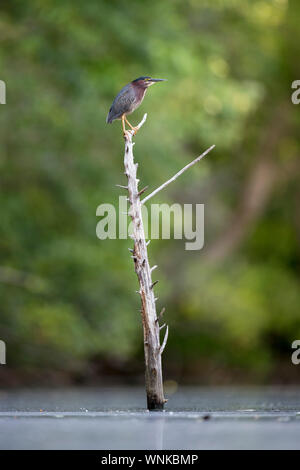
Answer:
160 325 169 355
121 113 213 408
123 115 165 410
141 145 215 205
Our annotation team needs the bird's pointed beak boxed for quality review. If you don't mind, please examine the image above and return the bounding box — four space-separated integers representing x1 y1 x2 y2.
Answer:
150 78 167 82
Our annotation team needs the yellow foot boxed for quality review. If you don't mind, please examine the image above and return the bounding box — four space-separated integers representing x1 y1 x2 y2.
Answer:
131 126 139 135
124 117 139 135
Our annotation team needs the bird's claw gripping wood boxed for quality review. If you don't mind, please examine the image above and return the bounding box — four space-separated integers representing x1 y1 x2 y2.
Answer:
125 116 139 135
123 114 148 141
132 127 139 135
122 117 140 138
123 130 131 140
123 129 135 141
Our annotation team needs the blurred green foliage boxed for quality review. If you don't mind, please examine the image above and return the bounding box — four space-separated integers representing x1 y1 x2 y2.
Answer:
0 0 299 383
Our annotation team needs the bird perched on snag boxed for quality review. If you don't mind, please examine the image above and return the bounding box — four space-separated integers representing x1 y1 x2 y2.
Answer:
106 76 166 136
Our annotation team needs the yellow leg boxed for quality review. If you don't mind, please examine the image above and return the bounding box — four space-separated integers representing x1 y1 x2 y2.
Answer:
122 114 127 135
125 117 139 134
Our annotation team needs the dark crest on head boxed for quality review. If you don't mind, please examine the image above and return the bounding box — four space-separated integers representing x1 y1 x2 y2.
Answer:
132 76 151 82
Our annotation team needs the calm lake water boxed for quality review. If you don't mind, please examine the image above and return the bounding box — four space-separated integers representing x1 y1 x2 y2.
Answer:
0 386 300 449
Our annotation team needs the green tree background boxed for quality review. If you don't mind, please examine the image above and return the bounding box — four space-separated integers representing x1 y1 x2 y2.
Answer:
0 0 299 384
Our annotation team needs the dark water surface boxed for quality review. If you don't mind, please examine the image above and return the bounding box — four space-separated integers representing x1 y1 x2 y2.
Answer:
0 386 300 449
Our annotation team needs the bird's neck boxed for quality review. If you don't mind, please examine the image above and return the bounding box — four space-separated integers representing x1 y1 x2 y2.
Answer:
133 85 147 101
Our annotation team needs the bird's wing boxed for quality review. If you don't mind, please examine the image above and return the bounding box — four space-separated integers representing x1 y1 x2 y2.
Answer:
115 85 136 108
106 84 136 123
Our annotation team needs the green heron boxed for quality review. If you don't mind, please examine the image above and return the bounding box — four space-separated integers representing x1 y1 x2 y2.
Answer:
106 76 166 135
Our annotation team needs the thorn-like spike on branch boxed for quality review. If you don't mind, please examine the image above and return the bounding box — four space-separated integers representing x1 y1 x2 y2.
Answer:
159 307 165 319
137 186 149 197
160 325 169 355
128 248 134 253
151 280 159 289
159 323 166 330
116 184 128 189
151 265 158 273
146 240 151 246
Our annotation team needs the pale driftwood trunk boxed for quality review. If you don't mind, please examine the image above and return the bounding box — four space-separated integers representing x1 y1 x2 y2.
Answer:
120 114 214 410
123 122 166 410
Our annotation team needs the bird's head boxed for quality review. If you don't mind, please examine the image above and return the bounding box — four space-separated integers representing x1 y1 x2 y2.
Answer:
132 76 167 89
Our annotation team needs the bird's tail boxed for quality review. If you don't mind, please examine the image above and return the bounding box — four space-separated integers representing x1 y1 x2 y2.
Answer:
106 108 113 124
